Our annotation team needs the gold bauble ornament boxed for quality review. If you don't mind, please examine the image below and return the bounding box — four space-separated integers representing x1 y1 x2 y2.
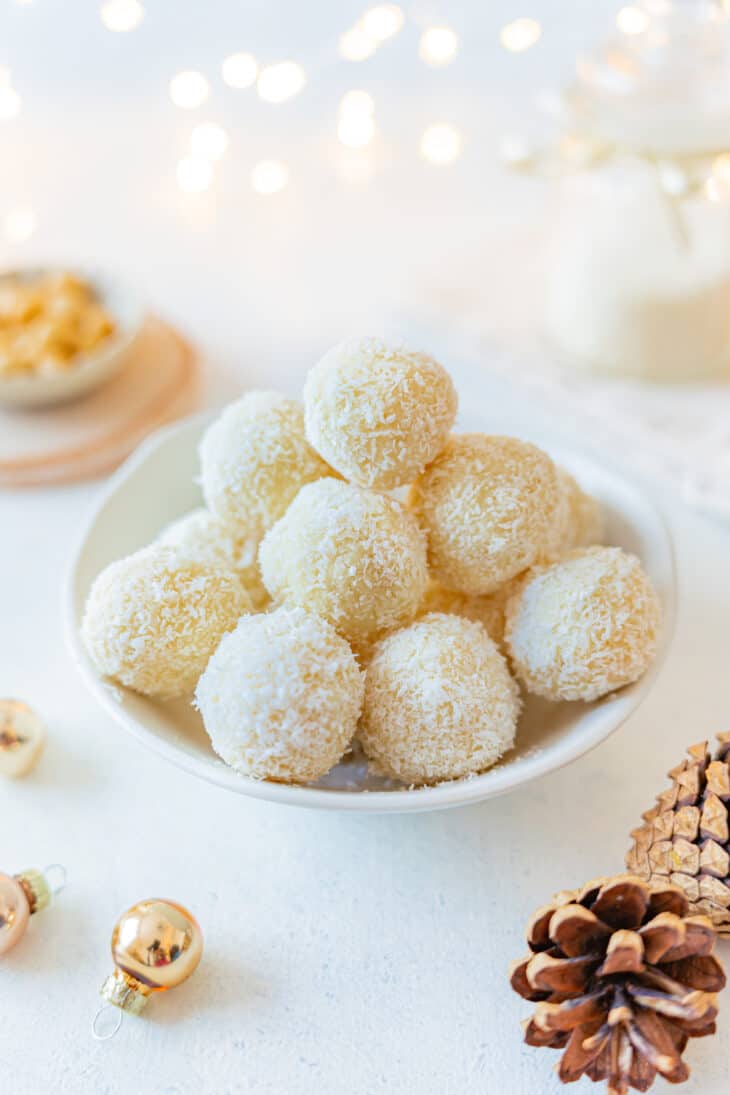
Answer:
0 699 46 778
0 866 59 956
98 899 203 1024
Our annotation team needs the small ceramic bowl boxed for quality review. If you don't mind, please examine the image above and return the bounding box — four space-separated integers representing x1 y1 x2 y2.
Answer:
65 410 676 814
0 267 144 410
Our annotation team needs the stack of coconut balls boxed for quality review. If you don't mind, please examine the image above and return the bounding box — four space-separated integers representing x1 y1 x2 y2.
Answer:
82 337 662 787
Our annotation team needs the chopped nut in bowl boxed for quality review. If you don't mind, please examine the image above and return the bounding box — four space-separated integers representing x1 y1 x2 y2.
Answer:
0 268 144 409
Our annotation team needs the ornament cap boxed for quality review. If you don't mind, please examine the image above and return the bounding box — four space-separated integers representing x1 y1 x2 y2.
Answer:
100 969 151 1016
16 869 51 915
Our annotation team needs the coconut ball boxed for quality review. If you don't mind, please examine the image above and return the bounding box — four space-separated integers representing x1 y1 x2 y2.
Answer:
505 546 662 702
196 606 363 783
418 579 512 653
82 545 251 699
259 478 427 647
158 507 269 610
199 391 334 540
410 434 560 596
359 613 521 785
545 469 605 556
304 337 457 490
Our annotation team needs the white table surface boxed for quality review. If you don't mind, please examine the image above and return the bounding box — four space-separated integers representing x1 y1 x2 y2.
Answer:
3 3 730 1093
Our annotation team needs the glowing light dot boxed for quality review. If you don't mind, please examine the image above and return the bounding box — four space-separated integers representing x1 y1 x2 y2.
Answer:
169 71 210 110
176 156 213 193
251 160 289 195
221 51 258 89
500 18 542 53
616 6 650 35
420 123 462 165
0 87 21 121
4 207 36 243
361 4 404 41
339 90 375 117
257 62 306 103
338 112 376 149
705 177 724 203
190 123 229 161
100 0 145 32
713 154 730 185
339 26 378 62
419 26 459 67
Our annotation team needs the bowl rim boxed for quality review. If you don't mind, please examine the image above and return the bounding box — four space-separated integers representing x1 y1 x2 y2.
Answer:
0 265 145 406
64 411 677 814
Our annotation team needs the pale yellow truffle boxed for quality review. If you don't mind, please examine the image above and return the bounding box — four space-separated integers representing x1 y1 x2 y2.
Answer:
158 507 269 610
359 613 521 785
505 546 662 702
410 434 560 595
419 579 513 653
199 391 334 539
545 468 605 556
304 337 457 489
196 606 363 784
259 478 427 646
82 546 251 699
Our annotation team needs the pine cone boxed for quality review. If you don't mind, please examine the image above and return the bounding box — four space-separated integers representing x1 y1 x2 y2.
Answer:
509 874 724 1094
627 736 730 934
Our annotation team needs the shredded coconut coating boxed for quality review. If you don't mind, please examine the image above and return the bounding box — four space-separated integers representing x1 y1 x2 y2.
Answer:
82 545 251 699
158 507 269 610
410 434 560 595
359 613 521 785
195 606 364 784
418 578 513 653
199 391 334 540
259 478 428 646
303 337 457 490
505 546 662 702
545 468 605 557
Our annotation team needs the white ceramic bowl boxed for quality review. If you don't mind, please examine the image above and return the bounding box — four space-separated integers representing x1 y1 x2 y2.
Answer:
0 267 144 409
65 413 675 813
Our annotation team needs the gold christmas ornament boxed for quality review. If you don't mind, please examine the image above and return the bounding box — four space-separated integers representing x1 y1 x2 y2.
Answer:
94 899 203 1038
627 735 730 935
0 865 65 956
0 699 46 778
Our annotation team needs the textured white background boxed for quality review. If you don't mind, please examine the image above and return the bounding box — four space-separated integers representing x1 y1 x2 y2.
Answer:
2 2 730 1093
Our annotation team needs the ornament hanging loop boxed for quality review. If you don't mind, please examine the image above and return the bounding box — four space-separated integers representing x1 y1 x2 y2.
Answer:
91 1004 123 1042
43 863 67 897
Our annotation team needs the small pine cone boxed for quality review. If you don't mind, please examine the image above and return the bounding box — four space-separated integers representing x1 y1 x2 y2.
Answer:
509 874 725 1094
627 736 730 934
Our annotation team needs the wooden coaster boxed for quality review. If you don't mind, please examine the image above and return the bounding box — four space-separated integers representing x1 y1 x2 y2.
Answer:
0 316 200 487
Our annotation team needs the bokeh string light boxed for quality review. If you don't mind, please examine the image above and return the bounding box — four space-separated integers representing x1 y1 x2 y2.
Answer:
221 52 258 89
257 62 307 104
0 86 21 122
500 18 542 53
616 6 650 35
360 4 404 41
100 0 145 33
190 123 229 162
339 26 379 62
3 206 36 243
337 90 377 149
169 71 210 110
420 124 463 165
419 26 459 67
251 159 290 195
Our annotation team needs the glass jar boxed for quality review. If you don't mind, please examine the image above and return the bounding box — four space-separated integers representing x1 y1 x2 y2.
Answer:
542 0 730 381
